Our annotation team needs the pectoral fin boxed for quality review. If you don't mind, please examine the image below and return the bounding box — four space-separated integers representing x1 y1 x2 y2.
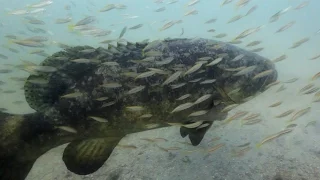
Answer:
62 137 122 175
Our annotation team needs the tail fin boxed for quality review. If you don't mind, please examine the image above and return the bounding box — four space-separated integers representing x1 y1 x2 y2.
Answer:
62 137 122 175
180 121 212 146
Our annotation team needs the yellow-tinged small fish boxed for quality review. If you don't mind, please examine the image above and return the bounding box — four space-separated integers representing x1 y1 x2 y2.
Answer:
167 121 203 129
233 25 263 40
265 81 280 89
221 104 239 113
68 16 96 31
139 114 153 119
95 97 109 101
251 47 264 53
71 58 100 64
287 107 311 122
183 122 204 128
61 92 83 99
159 21 176 31
303 87 320 95
184 9 198 16
224 66 247 72
294 1 309 10
176 94 191 101
256 128 293 148
188 110 208 117
252 69 274 80
148 68 168 75
135 71 156 80
170 102 194 113
313 96 320 102
117 26 127 39
140 138 155 142
28 65 57 73
231 146 251 157
214 33 227 38
193 94 212 105
224 111 248 124
205 18 217 24
309 54 320 60
153 138 168 142
245 5 257 16
101 101 116 108
289 37 310 49
100 83 122 89
56 126 77 133
242 113 260 121
186 0 200 7
228 40 242 44
227 15 243 24
221 0 232 6
275 21 295 33
236 0 250 8
284 78 298 83
207 143 225 153
206 57 223 67
237 142 250 148
157 144 181 152
275 109 295 118
241 118 262 126
55 17 72 24
126 86 145 95
126 106 144 112
272 54 287 63
88 116 108 123
171 83 186 89
299 83 314 93
227 87 241 96
153 5 165 11
208 137 221 144
28 0 53 8
11 40 45 47
117 144 137 149
286 124 297 129
184 63 203 76
312 72 320 81
269 101 282 107
144 123 159 129
233 66 257 76
246 40 261 47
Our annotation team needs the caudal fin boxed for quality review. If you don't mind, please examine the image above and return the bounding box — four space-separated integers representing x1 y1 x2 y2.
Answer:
62 137 122 175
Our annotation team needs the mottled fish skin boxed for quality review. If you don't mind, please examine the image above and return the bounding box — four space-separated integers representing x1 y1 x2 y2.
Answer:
233 65 257 76
162 71 183 85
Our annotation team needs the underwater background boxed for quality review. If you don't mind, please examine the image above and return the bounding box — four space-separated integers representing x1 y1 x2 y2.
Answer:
1 0 320 180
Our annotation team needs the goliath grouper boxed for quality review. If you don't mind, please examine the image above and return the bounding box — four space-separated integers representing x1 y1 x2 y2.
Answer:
0 38 277 179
